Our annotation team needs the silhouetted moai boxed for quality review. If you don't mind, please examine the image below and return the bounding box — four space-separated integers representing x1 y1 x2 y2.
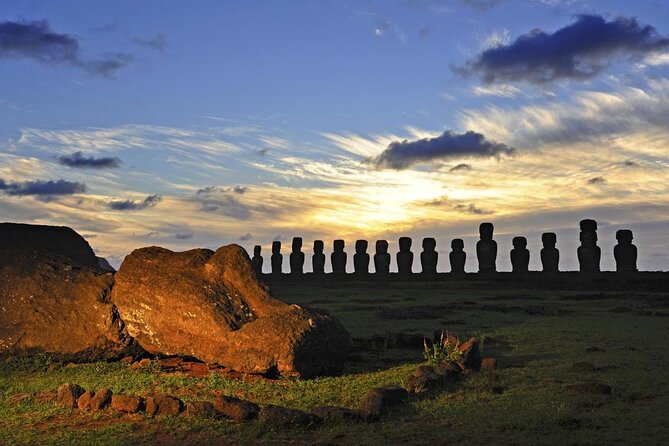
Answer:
578 219 601 272
449 239 466 274
353 240 370 275
614 229 638 272
312 240 325 274
251 245 263 276
374 240 391 275
289 237 304 275
271 241 282 275
331 239 347 274
510 236 530 273
476 222 497 273
397 237 413 275
421 237 438 275
540 232 559 272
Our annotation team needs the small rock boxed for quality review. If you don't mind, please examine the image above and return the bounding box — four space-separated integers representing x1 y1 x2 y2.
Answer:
77 390 95 410
145 395 184 417
459 337 482 371
259 405 314 428
57 383 85 409
111 395 144 413
310 406 362 423
481 358 496 371
186 401 215 418
131 358 152 370
33 390 58 405
566 382 612 395
361 386 409 420
571 362 596 372
89 388 112 411
213 395 259 422
120 356 134 364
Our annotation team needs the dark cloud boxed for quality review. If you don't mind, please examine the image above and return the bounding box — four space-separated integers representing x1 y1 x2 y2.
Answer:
132 34 167 52
58 151 121 169
107 194 161 211
449 163 472 172
239 233 253 241
193 186 253 220
368 130 514 169
175 232 193 240
0 19 133 77
0 178 86 196
621 160 638 167
587 176 607 185
273 235 285 242
454 14 669 84
253 148 269 156
454 203 493 215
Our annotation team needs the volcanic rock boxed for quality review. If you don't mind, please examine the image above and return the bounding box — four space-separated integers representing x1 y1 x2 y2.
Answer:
111 395 143 413
361 386 409 419
259 405 315 428
77 390 95 410
89 388 112 411
213 395 259 421
186 400 215 418
57 383 85 409
111 245 351 377
145 394 184 417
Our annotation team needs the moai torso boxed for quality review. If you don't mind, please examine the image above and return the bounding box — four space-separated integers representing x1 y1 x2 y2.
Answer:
510 236 530 273
374 240 391 275
614 229 638 272
420 237 438 275
540 232 559 272
331 239 347 274
271 241 283 275
289 237 304 275
449 238 466 274
578 219 600 272
251 245 263 275
312 240 325 274
476 222 497 273
353 240 370 274
397 237 413 275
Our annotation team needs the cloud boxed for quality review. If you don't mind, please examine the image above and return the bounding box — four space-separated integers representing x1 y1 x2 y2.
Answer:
449 163 472 172
132 34 167 52
239 233 253 241
0 178 86 196
0 19 133 77
454 14 669 84
175 232 193 240
367 130 515 169
374 21 406 42
58 151 122 169
463 0 502 11
107 194 161 211
471 84 520 97
587 176 607 185
454 203 493 214
193 187 254 219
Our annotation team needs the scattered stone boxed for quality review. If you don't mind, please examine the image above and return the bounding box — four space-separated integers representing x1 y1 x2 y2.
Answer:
89 388 112 411
361 386 408 420
57 383 85 409
186 401 216 418
111 395 144 413
310 406 362 423
571 362 596 372
213 395 259 422
259 405 314 428
145 395 184 417
33 390 58 405
459 337 482 371
566 382 612 395
77 390 95 410
481 358 497 371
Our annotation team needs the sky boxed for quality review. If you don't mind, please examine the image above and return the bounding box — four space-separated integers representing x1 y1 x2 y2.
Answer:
1 0 668 272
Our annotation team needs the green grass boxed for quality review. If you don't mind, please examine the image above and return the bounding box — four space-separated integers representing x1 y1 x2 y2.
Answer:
1 283 668 445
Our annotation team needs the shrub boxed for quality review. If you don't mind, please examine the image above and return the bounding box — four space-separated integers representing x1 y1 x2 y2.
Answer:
423 331 463 366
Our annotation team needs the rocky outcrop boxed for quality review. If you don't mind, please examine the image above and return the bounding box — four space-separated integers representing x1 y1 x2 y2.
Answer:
0 249 141 362
111 245 351 377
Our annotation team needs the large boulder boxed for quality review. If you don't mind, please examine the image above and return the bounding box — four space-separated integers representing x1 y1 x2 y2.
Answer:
111 245 351 377
0 249 141 362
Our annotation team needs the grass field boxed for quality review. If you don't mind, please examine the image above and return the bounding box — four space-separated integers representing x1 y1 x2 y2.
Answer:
1 281 668 445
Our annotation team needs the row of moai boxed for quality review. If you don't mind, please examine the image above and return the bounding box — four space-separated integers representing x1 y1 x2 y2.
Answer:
250 219 638 275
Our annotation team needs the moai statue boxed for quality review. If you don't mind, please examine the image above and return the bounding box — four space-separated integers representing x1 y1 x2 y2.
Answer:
289 237 304 275
331 239 347 274
614 229 638 272
374 240 391 275
312 240 325 274
578 219 601 272
449 238 466 274
251 245 263 275
510 236 530 273
397 237 413 275
421 237 438 275
476 222 497 273
540 232 559 272
353 240 370 275
271 241 282 275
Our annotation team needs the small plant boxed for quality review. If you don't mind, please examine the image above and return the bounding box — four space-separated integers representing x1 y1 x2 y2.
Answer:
423 331 463 366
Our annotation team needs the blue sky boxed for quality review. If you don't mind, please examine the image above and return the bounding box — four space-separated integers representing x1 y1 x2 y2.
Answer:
1 0 668 271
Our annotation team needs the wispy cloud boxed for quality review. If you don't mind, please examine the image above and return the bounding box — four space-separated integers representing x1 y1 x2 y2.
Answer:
107 194 161 211
132 34 167 52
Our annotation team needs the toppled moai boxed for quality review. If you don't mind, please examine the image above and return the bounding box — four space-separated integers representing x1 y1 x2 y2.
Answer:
397 237 413 275
271 241 283 275
510 236 529 273
614 229 637 272
540 233 559 272
331 239 347 274
449 238 466 274
578 219 600 273
289 237 304 275
312 240 325 274
354 240 370 275
251 245 263 275
421 237 438 275
476 222 497 273
374 240 391 275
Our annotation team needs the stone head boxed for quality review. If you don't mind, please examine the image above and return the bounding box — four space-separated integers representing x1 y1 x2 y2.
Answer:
512 236 527 249
451 238 464 251
333 239 345 252
271 241 281 254
291 237 302 252
422 237 436 252
399 237 412 251
579 230 597 246
313 240 324 253
580 219 597 232
541 232 556 248
375 240 388 254
616 229 633 244
479 222 494 240
253 245 261 257
355 239 368 253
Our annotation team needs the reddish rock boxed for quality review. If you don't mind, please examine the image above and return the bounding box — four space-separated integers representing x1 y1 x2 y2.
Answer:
361 386 409 419
77 390 95 410
310 406 362 423
259 405 314 428
89 388 112 411
212 395 259 421
481 358 497 371
186 401 215 418
111 395 143 413
57 383 85 409
145 395 184 417
34 390 57 405
458 337 482 371
566 382 612 395
111 245 351 377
